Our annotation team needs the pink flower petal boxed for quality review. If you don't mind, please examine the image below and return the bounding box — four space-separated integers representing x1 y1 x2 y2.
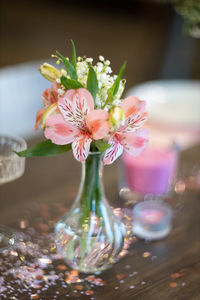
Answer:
72 134 92 162
86 109 110 140
77 88 94 112
122 128 148 156
120 96 140 119
58 95 76 125
58 88 94 129
34 108 45 131
104 138 124 165
44 114 78 145
124 108 147 132
119 96 147 133
42 84 58 107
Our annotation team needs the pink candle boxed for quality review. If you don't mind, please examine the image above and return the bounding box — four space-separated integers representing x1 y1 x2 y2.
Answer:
122 146 178 195
140 209 164 224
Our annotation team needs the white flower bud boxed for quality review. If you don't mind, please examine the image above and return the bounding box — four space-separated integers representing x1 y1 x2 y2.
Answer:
39 63 61 82
97 62 103 73
86 58 93 63
99 55 104 61
106 67 112 74
105 60 110 65
58 89 65 95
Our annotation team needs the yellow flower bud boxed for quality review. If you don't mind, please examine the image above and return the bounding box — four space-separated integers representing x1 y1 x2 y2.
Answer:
39 63 61 82
109 106 125 131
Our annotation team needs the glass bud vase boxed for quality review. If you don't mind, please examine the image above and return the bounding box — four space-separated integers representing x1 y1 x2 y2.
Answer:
55 152 126 273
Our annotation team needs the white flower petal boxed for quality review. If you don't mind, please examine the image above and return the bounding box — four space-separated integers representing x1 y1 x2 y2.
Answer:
72 135 92 162
104 139 123 165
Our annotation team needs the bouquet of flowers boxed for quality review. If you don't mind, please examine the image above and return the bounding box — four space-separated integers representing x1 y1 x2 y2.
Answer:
18 41 148 164
17 41 148 273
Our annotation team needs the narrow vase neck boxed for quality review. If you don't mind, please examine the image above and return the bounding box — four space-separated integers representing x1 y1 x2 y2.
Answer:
78 152 105 219
81 152 103 187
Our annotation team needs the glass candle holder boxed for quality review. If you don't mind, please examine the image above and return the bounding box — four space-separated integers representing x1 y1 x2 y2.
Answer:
132 199 173 240
0 135 27 253
0 135 27 184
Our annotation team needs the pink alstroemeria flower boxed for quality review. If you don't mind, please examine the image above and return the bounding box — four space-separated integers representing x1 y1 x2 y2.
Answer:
34 83 58 131
44 88 110 162
104 96 148 165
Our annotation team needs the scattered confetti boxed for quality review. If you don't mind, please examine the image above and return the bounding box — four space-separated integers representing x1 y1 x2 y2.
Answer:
1 204 181 299
70 270 79 277
181 282 186 286
151 256 157 261
143 252 151 258
75 285 83 291
116 273 126 280
30 294 39 299
19 219 28 229
85 290 94 296
129 285 135 289
169 282 178 288
170 272 184 279
125 264 131 269
129 271 138 277
86 275 96 282
175 180 186 194
56 264 67 271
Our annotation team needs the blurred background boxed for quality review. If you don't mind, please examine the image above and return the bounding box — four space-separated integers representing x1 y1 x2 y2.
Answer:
0 0 200 139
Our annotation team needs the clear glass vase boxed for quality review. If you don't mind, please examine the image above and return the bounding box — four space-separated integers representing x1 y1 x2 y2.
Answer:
55 152 126 273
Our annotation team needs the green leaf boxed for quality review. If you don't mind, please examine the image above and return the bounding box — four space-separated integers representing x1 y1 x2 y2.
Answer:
71 39 76 68
104 61 126 106
15 140 71 157
61 75 82 90
113 61 126 96
94 140 111 153
56 50 77 80
87 66 98 104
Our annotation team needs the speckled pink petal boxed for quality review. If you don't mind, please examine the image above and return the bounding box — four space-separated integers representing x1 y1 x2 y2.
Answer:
77 88 94 112
119 96 147 133
104 138 124 165
72 134 92 162
122 128 148 156
86 109 110 140
124 109 147 132
58 88 94 129
44 114 78 145
34 108 45 132
42 84 58 107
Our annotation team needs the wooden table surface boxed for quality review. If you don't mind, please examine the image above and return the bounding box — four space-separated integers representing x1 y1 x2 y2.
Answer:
1 2 200 299
0 139 200 300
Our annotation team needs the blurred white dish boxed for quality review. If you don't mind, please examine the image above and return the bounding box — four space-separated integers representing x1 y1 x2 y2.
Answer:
126 80 200 149
0 60 52 139
126 80 200 130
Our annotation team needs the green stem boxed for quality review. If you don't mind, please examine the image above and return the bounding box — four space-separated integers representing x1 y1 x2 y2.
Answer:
79 152 103 227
